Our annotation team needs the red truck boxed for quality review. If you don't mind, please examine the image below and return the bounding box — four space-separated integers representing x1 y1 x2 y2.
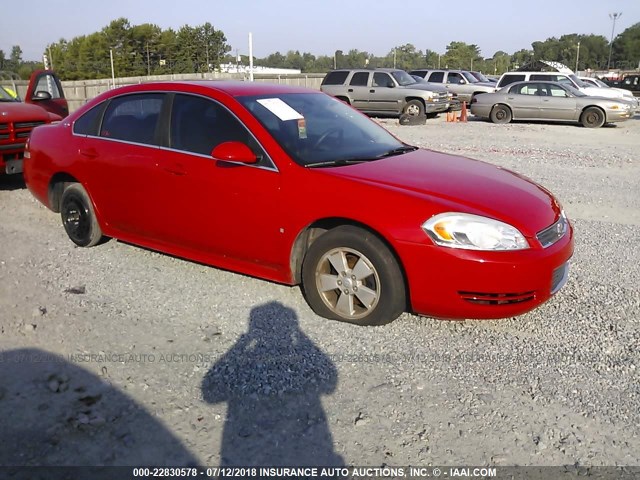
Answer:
1 70 68 175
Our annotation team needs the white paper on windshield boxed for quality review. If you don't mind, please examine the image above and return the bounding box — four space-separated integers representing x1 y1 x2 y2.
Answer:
257 98 304 121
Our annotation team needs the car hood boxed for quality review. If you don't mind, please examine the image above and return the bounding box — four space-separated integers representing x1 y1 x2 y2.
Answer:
401 83 448 94
324 149 560 236
0 101 53 122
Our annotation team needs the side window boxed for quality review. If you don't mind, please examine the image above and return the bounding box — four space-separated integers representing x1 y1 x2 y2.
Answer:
33 74 63 99
373 73 393 87
549 85 567 97
73 103 106 136
100 93 163 145
510 83 538 95
349 72 370 86
322 71 349 86
498 74 526 88
530 74 554 81
427 72 444 83
447 72 463 84
170 94 258 158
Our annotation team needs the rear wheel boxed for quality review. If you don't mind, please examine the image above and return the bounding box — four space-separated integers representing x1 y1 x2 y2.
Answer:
490 104 512 124
60 183 103 247
403 100 425 117
581 107 605 128
301 226 406 326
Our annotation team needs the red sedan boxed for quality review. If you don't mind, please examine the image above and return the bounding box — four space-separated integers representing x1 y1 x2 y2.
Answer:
24 81 573 326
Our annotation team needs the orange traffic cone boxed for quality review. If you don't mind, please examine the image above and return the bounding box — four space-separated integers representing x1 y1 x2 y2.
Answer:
459 101 468 122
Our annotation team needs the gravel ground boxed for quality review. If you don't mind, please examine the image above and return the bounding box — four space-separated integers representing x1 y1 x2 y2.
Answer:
0 114 639 471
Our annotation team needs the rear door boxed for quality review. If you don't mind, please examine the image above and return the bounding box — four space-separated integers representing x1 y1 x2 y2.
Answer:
506 83 542 119
25 70 69 118
347 72 372 111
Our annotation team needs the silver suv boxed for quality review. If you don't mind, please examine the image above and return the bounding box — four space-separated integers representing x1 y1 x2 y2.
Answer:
410 69 495 103
321 68 450 117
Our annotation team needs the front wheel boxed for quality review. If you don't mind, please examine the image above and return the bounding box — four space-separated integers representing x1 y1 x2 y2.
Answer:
60 183 104 247
403 100 425 117
490 104 512 124
301 226 406 326
581 107 605 128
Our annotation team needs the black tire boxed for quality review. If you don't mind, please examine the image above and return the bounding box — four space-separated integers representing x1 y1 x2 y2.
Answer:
60 183 103 247
581 107 605 128
490 104 512 124
403 99 425 117
301 226 406 326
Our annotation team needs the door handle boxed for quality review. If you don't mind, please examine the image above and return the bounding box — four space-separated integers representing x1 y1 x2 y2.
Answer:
79 148 98 158
348 88 353 92
369 89 375 93
163 163 186 176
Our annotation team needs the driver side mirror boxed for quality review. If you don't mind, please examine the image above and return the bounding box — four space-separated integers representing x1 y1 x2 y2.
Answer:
387 82 395 88
32 90 52 101
211 141 258 164
459 79 465 84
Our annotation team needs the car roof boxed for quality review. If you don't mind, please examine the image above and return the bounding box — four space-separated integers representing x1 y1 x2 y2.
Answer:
101 80 317 98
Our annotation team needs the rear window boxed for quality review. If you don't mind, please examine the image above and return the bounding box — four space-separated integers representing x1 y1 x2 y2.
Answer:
349 72 370 86
322 71 349 86
497 74 526 88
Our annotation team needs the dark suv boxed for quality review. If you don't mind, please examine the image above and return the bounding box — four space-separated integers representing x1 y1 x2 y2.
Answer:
321 68 450 117
410 69 495 103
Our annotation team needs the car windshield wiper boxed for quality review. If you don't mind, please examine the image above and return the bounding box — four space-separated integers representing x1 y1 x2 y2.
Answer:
305 158 373 168
374 145 419 158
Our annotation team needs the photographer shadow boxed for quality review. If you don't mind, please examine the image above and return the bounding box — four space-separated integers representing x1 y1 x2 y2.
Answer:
201 301 344 467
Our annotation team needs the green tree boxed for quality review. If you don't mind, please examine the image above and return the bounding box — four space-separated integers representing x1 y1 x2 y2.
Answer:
612 23 640 70
442 41 482 70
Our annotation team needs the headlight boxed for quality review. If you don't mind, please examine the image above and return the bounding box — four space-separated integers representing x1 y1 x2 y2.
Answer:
422 213 529 251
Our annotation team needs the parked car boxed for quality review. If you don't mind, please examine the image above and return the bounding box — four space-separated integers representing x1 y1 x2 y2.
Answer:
470 81 633 127
1 70 67 175
602 74 640 98
410 75 461 112
409 69 495 103
25 81 573 325
320 68 450 117
579 76 639 112
495 71 635 106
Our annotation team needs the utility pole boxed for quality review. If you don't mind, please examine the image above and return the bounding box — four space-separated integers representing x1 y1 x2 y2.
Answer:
607 12 622 70
146 42 151 76
575 41 580 72
393 48 396 69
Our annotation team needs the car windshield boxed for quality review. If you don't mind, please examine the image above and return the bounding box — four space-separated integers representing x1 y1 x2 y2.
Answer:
237 93 407 167
568 74 587 88
462 71 478 83
0 86 19 102
471 71 490 82
592 78 610 88
391 70 417 86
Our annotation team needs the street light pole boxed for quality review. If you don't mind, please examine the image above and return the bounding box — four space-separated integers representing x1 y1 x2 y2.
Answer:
607 12 622 70
575 41 580 72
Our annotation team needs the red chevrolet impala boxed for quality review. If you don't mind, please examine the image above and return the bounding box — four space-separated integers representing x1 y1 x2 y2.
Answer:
24 81 573 325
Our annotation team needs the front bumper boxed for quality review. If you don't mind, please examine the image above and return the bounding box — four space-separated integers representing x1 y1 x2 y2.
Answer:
397 223 574 319
424 100 450 114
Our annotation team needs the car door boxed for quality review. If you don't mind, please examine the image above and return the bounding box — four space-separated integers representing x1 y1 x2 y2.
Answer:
25 70 69 118
506 83 542 119
79 92 166 240
369 72 398 113
157 93 283 269
539 83 578 121
346 72 371 111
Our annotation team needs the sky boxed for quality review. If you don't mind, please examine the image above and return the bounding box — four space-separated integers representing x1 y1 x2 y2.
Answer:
1 0 638 62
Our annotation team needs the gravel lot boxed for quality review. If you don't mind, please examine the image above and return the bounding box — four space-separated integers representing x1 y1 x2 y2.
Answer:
1 114 639 471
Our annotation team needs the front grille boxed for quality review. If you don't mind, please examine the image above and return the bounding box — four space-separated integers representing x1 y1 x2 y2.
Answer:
551 263 569 294
0 123 8 131
459 290 536 305
537 214 568 248
15 132 31 139
0 133 9 140
14 121 45 129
